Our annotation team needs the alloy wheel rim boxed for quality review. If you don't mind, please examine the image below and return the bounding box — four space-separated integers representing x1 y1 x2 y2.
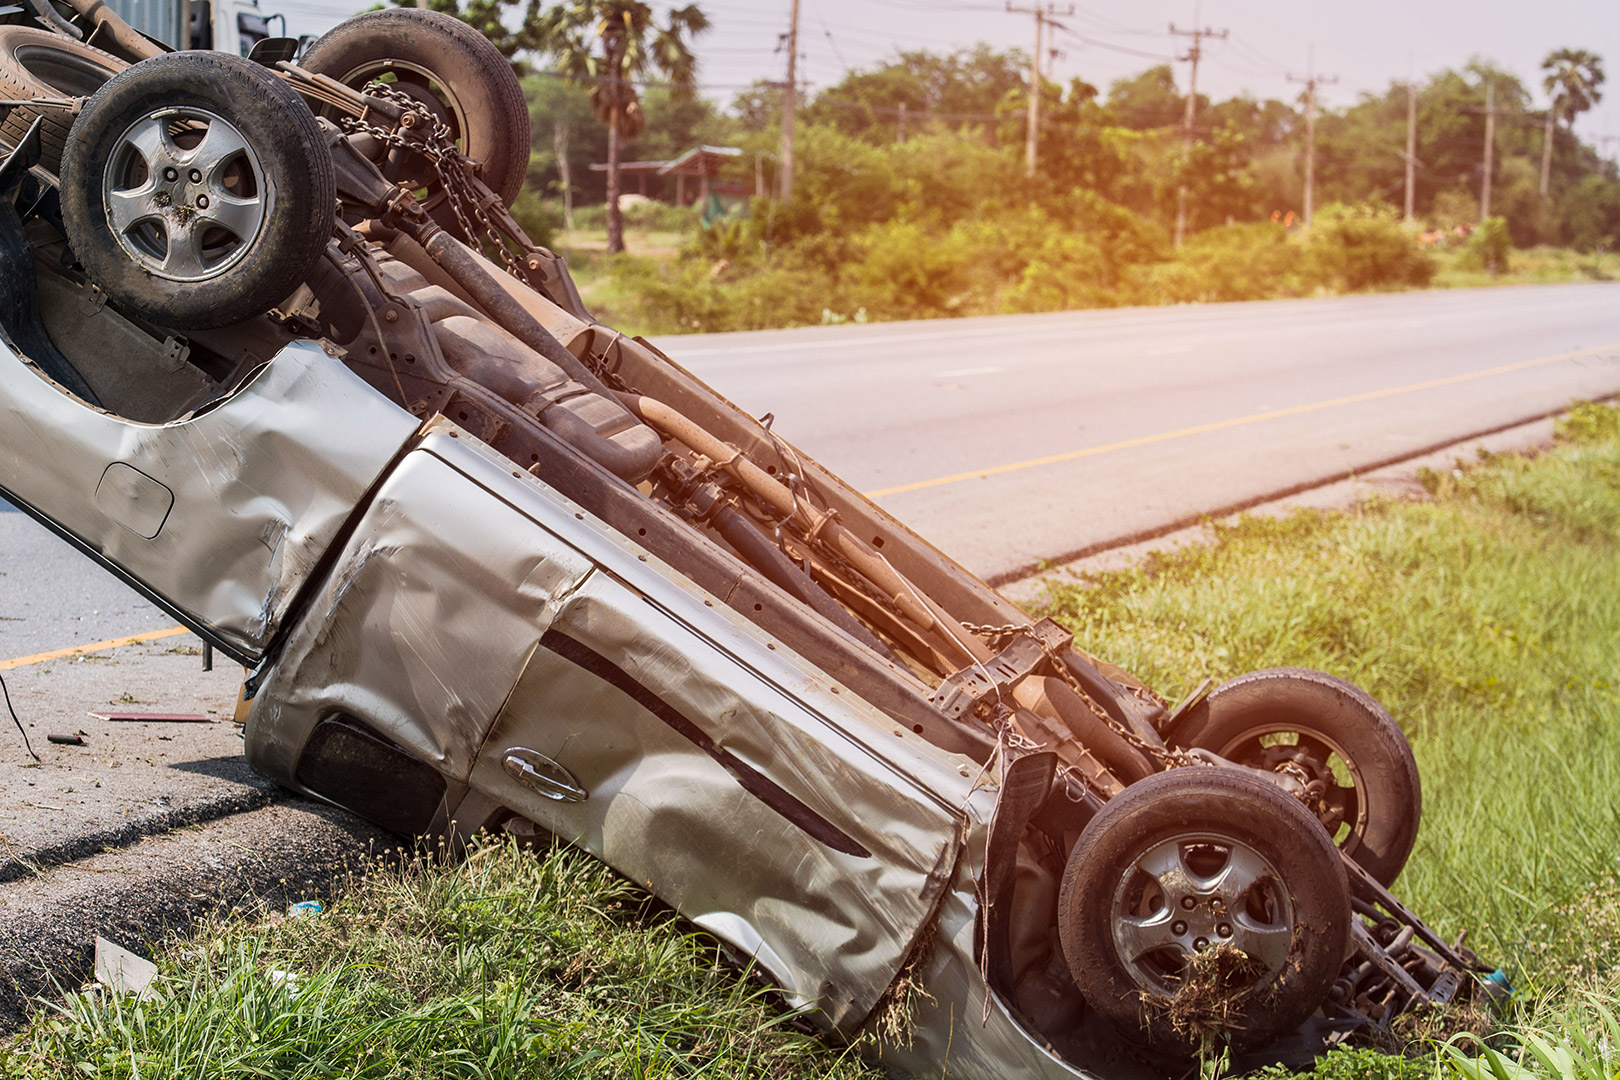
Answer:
1110 831 1295 997
102 106 272 283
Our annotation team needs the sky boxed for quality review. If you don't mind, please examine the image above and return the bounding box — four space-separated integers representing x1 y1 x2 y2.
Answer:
275 0 1620 153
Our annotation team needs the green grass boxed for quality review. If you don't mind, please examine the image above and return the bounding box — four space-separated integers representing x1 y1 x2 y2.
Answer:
1433 247 1620 290
0 840 880 1080
1039 401 1620 1076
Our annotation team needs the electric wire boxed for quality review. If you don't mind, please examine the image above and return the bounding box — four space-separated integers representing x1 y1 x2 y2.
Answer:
1 672 38 762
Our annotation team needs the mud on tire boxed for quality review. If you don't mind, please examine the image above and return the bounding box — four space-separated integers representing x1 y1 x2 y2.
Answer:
59 51 336 331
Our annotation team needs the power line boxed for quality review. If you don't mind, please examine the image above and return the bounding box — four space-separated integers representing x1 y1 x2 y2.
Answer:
1049 24 1174 63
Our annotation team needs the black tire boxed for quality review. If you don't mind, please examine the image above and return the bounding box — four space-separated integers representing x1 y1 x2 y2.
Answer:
60 52 336 331
1057 768 1352 1057
298 8 528 230
0 26 127 174
1169 668 1421 886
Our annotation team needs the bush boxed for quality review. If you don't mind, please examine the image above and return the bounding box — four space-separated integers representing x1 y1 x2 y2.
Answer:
845 218 980 318
619 197 698 231
1138 223 1312 303
1560 175 1620 252
1456 216 1513 274
505 190 563 248
1308 201 1436 291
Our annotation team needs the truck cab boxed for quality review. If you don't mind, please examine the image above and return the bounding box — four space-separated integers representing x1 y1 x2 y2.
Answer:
188 0 274 55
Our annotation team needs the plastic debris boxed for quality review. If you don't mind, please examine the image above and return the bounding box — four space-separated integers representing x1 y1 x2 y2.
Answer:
89 711 213 723
288 899 324 917
93 936 156 997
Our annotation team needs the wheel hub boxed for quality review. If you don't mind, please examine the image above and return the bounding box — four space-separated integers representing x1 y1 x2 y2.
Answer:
1112 833 1295 997
102 106 272 283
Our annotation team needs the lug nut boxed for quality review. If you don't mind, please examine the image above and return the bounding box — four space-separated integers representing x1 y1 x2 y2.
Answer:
189 168 202 183
1194 937 1210 951
1180 896 1196 910
196 194 209 209
163 166 178 182
1172 920 1188 936
1217 923 1233 938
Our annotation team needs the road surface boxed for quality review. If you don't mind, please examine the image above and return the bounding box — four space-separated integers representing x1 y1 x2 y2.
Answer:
4 282 1619 653
660 282 1620 581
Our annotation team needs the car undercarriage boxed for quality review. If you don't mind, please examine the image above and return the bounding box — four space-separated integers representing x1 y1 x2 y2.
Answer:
0 5 1501 1076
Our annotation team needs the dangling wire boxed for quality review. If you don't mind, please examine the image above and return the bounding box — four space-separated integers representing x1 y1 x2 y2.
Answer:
1 672 38 762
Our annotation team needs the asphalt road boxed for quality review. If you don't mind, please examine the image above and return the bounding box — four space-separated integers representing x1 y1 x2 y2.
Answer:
4 282 1620 657
659 282 1620 581
0 500 183 659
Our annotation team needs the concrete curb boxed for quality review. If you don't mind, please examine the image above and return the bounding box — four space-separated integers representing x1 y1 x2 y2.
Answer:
0 799 396 1030
0 781 280 886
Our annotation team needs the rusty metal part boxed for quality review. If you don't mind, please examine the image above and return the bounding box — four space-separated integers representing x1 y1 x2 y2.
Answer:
966 621 1192 773
1012 676 1153 785
929 618 1072 720
59 0 162 59
618 392 987 672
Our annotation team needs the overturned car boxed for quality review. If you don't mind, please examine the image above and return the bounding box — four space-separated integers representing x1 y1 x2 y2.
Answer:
0 6 1492 1075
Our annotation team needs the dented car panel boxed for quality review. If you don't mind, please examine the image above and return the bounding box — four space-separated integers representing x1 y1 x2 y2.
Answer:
0 342 417 659
247 425 983 1028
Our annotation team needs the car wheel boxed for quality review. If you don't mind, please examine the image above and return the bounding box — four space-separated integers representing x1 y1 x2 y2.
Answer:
298 8 529 234
1057 767 1351 1057
59 51 336 331
0 26 127 175
1169 667 1420 886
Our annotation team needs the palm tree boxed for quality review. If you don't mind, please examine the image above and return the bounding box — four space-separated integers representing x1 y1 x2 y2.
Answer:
538 2 709 254
1539 48 1606 196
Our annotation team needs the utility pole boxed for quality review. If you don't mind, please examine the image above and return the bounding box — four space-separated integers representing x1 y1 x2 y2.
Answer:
777 0 800 203
1007 3 1072 179
897 101 907 143
1480 79 1495 219
1403 78 1417 221
1287 48 1338 228
1170 17 1228 246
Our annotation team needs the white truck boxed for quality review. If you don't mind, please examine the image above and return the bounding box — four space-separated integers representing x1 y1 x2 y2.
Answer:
106 0 283 55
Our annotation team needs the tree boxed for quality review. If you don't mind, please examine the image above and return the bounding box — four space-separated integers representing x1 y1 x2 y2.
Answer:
1543 48 1606 131
803 47 1026 145
1541 49 1605 199
537 1 709 254
1106 65 1194 131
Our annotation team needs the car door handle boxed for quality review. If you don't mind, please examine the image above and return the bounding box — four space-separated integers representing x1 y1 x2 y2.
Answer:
502 748 588 803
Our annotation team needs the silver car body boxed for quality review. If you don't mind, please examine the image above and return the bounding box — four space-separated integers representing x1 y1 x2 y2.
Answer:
0 334 1092 1078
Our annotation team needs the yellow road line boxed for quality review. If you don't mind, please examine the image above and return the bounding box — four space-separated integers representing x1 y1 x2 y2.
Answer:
864 342 1620 498
0 626 191 672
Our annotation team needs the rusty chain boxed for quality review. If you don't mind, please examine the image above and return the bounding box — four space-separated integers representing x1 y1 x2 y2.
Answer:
339 82 533 284
962 622 1197 772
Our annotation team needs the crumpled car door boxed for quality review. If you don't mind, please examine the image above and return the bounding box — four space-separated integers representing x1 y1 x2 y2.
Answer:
467 559 969 1032
0 342 418 660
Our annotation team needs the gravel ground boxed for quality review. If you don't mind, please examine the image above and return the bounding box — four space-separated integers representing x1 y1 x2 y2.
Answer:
0 799 396 1029
0 642 261 882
